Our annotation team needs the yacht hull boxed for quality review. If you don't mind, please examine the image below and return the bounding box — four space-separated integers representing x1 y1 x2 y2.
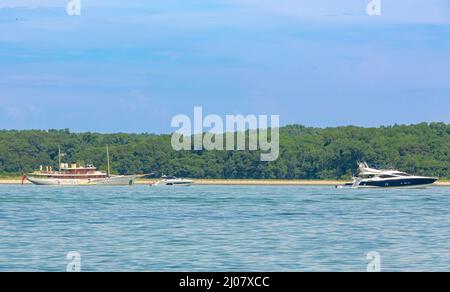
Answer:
358 178 437 188
26 175 139 186
156 182 193 186
155 180 193 186
338 178 438 189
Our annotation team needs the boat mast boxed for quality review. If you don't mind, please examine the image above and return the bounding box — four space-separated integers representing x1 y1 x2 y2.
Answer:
106 145 111 177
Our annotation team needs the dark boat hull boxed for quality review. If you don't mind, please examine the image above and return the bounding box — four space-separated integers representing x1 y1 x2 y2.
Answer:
359 178 437 188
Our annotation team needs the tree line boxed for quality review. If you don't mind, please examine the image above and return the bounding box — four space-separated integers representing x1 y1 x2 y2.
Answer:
0 123 449 179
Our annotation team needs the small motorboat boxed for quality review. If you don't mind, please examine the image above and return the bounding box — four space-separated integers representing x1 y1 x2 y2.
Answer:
154 175 193 186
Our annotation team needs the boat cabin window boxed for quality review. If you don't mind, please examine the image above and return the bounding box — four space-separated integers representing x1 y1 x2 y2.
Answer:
360 174 375 179
379 175 395 179
393 172 411 176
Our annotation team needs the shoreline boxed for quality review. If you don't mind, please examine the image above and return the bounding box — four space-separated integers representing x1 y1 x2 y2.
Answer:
185 179 344 186
1 178 449 186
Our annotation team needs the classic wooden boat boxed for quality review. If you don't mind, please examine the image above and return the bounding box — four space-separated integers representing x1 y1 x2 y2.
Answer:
25 146 142 186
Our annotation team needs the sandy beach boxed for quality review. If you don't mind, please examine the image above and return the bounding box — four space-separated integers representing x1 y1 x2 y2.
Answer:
0 179 27 185
182 179 344 186
1 178 449 186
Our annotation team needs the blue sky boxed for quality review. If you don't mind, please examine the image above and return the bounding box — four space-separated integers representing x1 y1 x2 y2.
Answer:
0 0 449 133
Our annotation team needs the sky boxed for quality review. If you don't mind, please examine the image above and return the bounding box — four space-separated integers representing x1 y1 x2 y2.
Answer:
0 0 449 133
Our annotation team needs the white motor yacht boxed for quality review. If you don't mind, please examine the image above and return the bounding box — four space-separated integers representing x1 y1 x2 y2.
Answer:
337 162 438 189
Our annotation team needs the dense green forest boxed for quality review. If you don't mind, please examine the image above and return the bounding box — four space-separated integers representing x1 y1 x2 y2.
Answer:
0 123 449 179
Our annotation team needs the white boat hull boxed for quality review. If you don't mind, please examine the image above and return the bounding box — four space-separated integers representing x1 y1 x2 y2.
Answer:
154 179 193 186
26 175 139 186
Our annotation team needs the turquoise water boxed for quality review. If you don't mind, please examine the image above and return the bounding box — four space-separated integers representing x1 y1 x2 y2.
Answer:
0 185 449 272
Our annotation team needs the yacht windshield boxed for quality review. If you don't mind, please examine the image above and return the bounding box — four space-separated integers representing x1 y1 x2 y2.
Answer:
379 175 396 179
393 172 411 176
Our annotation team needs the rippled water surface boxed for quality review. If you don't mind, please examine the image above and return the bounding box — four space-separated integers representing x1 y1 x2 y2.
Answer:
0 185 449 271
